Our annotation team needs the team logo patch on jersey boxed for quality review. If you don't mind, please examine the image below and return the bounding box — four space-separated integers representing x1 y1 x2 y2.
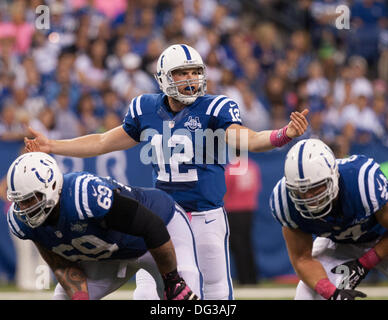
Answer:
184 116 202 132
70 222 88 233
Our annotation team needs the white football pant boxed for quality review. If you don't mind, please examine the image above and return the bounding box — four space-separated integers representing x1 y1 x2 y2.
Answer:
295 237 388 300
134 207 233 300
52 205 202 300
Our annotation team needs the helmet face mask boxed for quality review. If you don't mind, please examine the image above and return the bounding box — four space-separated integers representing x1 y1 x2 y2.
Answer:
7 152 63 228
284 139 339 220
155 44 207 105
286 178 337 219
10 191 55 228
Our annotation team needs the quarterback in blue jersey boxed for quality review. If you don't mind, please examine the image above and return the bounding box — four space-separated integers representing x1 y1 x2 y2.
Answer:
6 152 201 300
270 139 388 300
25 44 309 300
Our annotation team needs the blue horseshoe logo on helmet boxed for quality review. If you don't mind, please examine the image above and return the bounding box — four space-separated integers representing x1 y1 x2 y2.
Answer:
31 160 54 185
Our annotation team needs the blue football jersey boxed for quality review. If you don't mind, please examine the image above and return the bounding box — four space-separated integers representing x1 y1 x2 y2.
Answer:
122 93 242 212
7 172 176 261
270 155 388 244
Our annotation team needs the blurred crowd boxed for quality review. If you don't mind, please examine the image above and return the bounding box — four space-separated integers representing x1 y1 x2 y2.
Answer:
0 0 387 150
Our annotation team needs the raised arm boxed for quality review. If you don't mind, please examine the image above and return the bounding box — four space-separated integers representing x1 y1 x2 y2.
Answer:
25 125 138 158
226 109 309 152
34 241 89 300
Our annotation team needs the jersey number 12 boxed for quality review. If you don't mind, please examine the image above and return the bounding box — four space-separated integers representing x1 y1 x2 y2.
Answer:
151 134 198 183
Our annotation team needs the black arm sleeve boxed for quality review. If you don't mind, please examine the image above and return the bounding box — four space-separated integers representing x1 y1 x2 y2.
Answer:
104 190 171 249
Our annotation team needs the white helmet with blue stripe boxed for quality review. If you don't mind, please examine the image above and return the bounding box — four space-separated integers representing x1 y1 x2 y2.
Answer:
284 139 339 219
155 44 207 105
7 152 63 228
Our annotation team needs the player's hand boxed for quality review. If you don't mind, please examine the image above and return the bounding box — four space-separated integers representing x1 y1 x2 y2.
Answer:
329 288 367 300
286 109 309 138
331 259 369 289
24 127 51 153
164 279 198 300
162 270 199 300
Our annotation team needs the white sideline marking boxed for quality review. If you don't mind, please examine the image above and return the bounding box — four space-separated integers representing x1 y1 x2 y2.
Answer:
1 287 388 300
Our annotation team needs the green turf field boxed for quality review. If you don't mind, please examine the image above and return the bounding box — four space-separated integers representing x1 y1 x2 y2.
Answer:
1 281 388 300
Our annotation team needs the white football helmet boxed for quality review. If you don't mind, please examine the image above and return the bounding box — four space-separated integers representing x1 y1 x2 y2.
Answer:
155 44 207 105
284 139 339 219
7 152 63 228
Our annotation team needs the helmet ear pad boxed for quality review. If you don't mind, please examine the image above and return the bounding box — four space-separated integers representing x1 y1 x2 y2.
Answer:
284 139 339 219
7 152 63 228
155 44 207 105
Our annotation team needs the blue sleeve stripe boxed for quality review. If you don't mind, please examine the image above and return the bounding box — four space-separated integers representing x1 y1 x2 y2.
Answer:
269 192 283 225
367 163 380 214
128 95 143 119
213 98 232 117
8 219 22 238
135 95 143 116
272 179 288 227
81 175 97 218
128 98 135 118
205 95 226 115
277 178 295 228
74 174 89 220
7 211 18 237
358 158 374 216
363 164 374 217
7 209 25 238
280 177 298 228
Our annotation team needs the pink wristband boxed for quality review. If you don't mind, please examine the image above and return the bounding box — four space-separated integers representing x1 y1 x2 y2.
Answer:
270 125 292 147
72 291 89 300
359 248 381 270
315 278 337 300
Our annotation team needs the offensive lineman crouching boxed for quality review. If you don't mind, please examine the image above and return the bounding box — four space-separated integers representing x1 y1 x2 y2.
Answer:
6 152 202 300
270 139 388 300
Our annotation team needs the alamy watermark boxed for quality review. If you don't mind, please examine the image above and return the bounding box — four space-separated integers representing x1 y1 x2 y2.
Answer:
335 5 350 30
333 264 351 289
35 264 51 290
139 121 249 177
35 5 50 30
